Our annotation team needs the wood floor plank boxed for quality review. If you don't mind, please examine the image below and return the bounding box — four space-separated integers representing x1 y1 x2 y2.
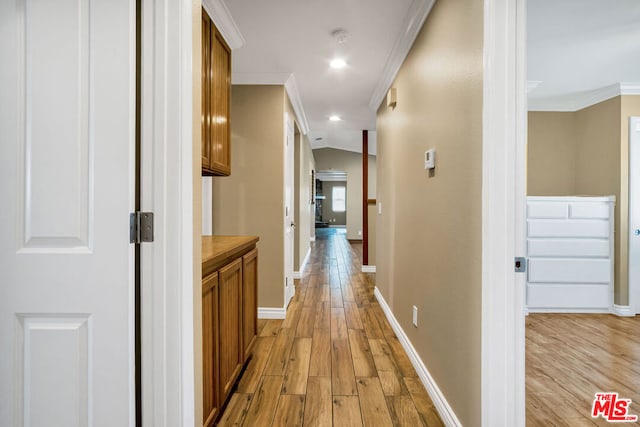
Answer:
331 287 344 308
272 395 305 427
386 395 425 427
344 302 363 330
403 377 443 427
369 339 397 373
303 376 333 427
331 338 357 395
332 396 363 427
331 308 348 340
260 319 283 337
309 328 332 377
314 301 331 329
264 327 296 376
282 300 302 329
283 338 312 395
347 329 376 378
243 376 284 426
378 370 406 397
296 307 315 338
356 377 394 427
216 393 252 426
360 305 384 339
236 336 275 393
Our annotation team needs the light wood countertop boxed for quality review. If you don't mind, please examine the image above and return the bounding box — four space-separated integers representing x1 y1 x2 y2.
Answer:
202 235 259 277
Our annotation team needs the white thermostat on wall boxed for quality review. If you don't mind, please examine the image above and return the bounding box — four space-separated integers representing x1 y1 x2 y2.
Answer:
424 149 436 170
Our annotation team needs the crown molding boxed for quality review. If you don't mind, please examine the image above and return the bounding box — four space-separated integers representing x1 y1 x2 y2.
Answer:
528 82 640 112
231 72 310 135
368 0 436 111
202 0 245 50
231 72 291 85
284 75 310 135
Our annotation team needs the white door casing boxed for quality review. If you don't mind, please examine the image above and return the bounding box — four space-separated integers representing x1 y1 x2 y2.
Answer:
284 113 295 307
629 117 640 314
0 0 136 426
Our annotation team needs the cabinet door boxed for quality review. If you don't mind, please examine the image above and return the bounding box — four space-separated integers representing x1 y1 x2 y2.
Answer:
202 272 219 427
208 27 231 175
242 248 258 358
201 10 211 170
218 258 243 399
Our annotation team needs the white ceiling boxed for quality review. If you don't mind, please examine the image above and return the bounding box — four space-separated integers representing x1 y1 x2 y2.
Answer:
220 0 432 154
215 0 640 151
528 0 640 110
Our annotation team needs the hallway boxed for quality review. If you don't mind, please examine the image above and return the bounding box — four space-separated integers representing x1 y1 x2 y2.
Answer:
217 228 443 426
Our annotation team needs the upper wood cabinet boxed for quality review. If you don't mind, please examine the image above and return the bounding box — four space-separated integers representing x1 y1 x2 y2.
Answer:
202 9 231 176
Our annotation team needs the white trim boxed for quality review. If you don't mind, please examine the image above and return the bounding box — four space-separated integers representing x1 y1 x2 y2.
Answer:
258 307 287 319
612 305 636 317
529 82 640 112
482 0 526 426
232 72 291 85
201 0 245 50
374 288 462 427
284 75 310 135
368 0 436 110
294 247 311 279
629 117 640 314
140 0 195 425
361 266 376 273
310 236 316 242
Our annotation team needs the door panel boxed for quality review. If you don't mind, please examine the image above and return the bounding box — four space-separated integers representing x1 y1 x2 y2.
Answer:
0 0 136 425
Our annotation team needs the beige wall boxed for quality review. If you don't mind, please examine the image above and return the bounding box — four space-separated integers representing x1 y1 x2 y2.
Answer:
320 181 347 225
527 112 577 195
213 85 285 308
375 0 483 423
313 148 377 240
527 96 640 304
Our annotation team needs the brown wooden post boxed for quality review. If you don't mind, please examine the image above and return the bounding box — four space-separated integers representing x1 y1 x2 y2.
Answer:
363 130 369 266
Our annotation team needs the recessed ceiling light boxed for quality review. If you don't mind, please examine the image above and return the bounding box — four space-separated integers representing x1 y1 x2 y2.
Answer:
330 58 347 69
329 115 341 122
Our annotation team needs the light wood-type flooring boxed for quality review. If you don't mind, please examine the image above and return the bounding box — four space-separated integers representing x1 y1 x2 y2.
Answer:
527 313 640 426
217 228 444 426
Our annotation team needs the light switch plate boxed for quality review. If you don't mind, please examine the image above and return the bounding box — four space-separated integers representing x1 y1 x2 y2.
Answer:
425 149 436 170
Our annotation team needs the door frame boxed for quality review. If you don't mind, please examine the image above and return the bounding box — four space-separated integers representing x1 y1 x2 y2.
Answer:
481 0 526 425
140 0 196 425
284 112 296 307
629 117 640 314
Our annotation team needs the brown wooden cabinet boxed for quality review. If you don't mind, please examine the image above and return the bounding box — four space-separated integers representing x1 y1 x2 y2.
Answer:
202 272 220 427
217 258 243 399
202 8 231 176
201 237 258 427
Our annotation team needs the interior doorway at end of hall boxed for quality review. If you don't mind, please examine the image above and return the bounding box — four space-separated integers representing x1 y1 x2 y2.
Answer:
315 171 348 232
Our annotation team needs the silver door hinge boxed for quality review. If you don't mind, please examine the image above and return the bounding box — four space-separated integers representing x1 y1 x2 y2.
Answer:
130 212 154 244
515 257 527 273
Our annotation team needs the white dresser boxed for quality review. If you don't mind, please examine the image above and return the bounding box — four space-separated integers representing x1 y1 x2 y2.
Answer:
526 196 615 312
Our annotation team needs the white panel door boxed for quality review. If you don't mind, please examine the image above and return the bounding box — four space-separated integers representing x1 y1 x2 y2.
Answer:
0 1 136 426
284 113 295 307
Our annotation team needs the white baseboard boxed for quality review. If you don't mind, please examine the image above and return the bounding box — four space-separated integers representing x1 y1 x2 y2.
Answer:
374 287 462 427
612 304 636 317
294 248 311 279
361 265 376 273
258 307 286 319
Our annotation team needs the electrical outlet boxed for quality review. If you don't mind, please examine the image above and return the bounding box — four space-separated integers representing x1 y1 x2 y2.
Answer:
358 230 362 236
412 306 418 327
